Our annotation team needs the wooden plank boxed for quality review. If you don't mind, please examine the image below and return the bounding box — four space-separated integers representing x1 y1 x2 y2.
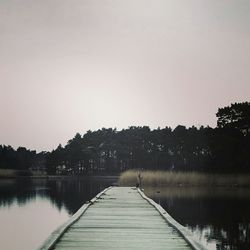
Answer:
38 187 112 250
138 188 207 250
39 187 207 250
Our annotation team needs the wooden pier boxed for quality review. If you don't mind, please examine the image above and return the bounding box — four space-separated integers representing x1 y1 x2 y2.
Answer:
39 187 207 250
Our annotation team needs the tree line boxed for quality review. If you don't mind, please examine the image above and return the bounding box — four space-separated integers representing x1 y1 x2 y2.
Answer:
0 146 47 175
0 102 250 175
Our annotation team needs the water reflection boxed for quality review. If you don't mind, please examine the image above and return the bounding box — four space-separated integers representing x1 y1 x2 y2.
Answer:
0 177 117 250
0 177 117 214
144 187 250 250
1 179 249 250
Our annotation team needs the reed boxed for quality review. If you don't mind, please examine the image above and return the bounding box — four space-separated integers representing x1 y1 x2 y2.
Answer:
119 170 250 187
0 169 33 177
0 169 18 178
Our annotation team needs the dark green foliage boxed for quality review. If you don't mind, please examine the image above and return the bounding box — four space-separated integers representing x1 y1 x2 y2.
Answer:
1 102 249 174
0 145 48 172
45 124 250 175
216 102 250 134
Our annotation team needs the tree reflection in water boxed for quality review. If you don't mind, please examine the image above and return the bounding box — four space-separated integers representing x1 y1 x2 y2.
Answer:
144 187 250 250
0 177 116 250
1 179 249 249
0 177 117 213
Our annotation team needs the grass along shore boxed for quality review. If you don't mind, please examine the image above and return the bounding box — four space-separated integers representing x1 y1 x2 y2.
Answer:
0 169 18 178
0 169 43 178
119 170 250 187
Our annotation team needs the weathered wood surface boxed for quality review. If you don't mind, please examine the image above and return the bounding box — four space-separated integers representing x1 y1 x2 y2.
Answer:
39 187 207 250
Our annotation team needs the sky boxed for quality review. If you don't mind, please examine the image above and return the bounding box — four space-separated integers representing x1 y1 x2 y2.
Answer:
0 0 250 152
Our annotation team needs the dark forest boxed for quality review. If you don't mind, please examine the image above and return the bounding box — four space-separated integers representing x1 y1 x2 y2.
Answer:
1 102 249 175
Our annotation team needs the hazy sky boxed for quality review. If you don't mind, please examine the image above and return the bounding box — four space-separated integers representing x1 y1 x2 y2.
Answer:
0 0 250 151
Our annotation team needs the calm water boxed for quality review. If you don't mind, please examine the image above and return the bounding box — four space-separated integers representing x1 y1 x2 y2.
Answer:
0 177 117 250
144 187 250 250
0 178 250 250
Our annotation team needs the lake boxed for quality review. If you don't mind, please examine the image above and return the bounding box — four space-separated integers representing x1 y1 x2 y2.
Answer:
144 187 250 250
0 177 249 250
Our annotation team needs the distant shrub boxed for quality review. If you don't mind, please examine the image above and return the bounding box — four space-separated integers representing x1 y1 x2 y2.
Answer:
16 170 33 177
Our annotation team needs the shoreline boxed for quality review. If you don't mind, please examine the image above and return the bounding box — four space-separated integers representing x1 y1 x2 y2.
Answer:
0 175 119 179
0 169 119 180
